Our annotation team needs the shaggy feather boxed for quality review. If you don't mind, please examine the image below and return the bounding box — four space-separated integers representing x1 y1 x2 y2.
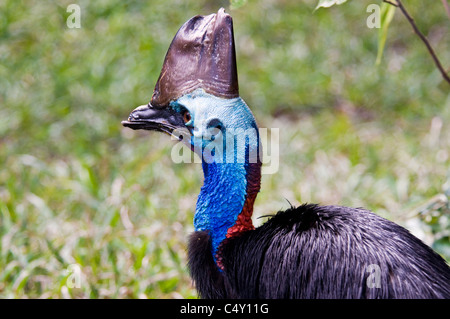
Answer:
188 204 450 299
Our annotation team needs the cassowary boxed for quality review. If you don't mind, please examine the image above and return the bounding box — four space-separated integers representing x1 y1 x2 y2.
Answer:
122 9 450 298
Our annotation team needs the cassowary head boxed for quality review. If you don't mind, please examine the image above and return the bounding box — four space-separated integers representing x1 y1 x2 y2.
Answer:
122 9 262 261
122 8 260 165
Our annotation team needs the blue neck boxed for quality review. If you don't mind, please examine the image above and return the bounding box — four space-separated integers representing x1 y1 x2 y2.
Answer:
170 90 261 264
194 161 248 259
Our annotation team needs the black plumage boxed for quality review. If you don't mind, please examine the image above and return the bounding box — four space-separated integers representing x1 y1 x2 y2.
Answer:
188 204 450 299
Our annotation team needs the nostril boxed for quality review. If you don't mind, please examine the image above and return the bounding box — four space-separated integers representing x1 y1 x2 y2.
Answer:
129 112 141 121
129 104 151 121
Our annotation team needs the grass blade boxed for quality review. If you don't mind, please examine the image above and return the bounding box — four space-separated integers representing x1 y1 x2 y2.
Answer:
376 3 396 65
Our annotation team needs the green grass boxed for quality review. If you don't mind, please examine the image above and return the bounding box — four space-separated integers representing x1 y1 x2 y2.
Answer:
0 0 449 298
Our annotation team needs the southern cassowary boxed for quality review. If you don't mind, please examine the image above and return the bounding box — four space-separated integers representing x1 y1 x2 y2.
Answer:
122 9 450 298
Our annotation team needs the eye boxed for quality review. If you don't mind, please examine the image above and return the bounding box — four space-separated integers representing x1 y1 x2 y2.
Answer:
183 111 192 124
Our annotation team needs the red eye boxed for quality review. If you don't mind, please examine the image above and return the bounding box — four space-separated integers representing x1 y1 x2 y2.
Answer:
183 111 191 124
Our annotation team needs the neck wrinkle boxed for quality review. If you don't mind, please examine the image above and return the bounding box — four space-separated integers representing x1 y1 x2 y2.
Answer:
225 161 261 238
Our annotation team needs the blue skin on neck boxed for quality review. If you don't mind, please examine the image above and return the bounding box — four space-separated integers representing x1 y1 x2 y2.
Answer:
170 89 260 260
196 161 247 257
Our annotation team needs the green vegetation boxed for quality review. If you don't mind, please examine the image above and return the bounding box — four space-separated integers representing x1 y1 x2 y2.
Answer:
1 0 449 298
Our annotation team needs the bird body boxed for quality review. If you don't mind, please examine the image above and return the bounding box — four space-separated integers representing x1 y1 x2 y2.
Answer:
189 204 450 298
122 9 450 298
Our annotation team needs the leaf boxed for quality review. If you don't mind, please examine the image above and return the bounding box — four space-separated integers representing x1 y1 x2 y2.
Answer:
376 3 396 65
315 0 348 11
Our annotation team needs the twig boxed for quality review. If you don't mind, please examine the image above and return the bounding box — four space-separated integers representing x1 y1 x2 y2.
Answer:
383 0 398 7
384 0 450 84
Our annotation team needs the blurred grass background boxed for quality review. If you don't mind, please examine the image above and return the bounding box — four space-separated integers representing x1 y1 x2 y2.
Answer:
0 0 449 298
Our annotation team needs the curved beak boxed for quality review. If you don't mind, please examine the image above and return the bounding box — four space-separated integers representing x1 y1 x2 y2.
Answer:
121 103 186 139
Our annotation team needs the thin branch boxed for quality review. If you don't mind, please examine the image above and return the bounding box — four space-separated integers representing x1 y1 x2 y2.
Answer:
384 0 450 84
441 0 450 20
383 0 398 7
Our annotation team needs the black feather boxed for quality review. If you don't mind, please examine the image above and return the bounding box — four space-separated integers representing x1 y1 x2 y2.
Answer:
188 204 450 299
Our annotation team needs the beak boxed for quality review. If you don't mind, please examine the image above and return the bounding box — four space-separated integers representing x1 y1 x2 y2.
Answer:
121 103 186 139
